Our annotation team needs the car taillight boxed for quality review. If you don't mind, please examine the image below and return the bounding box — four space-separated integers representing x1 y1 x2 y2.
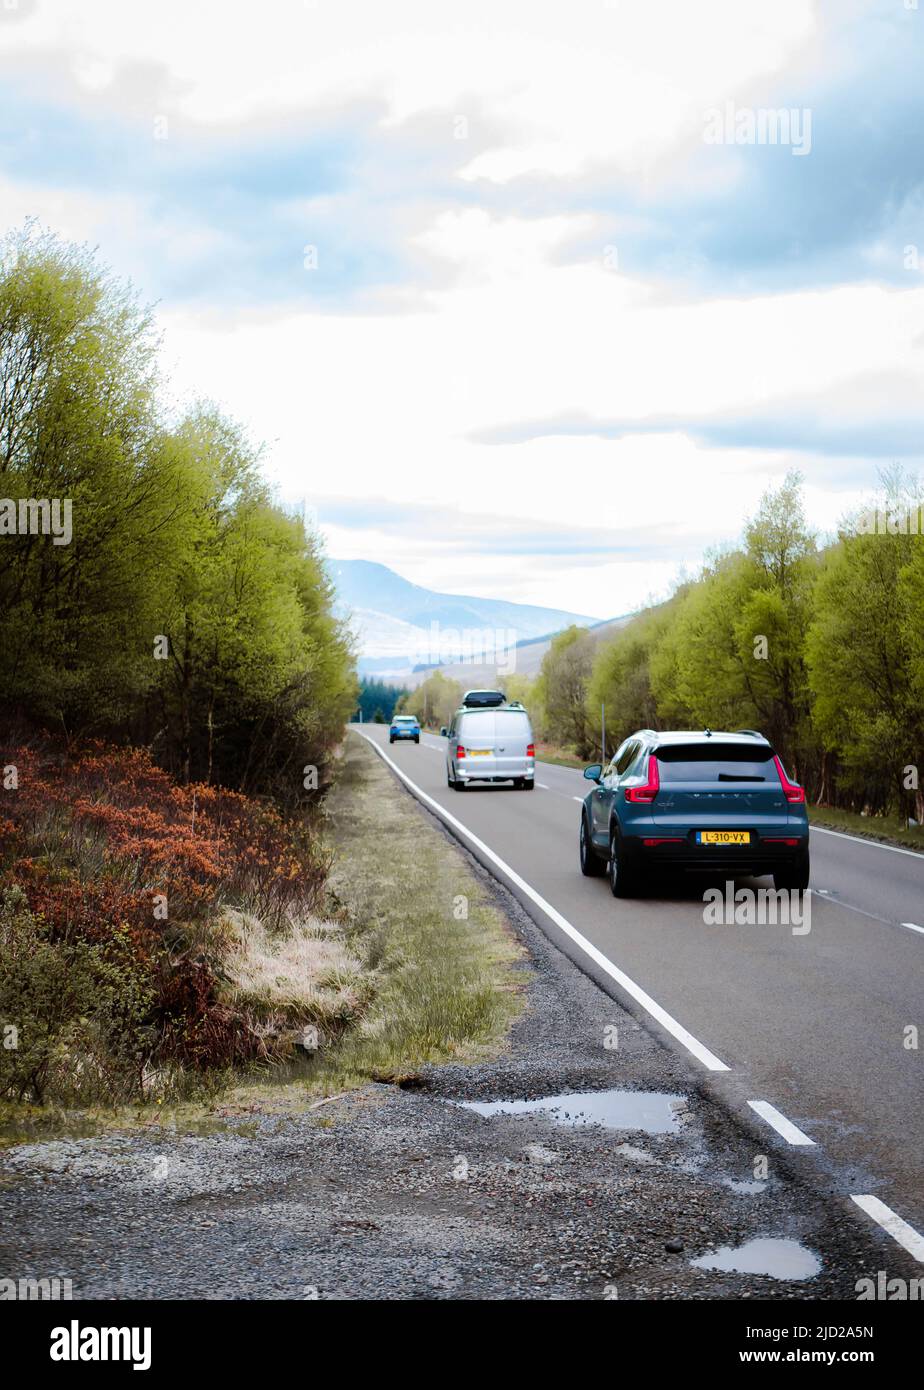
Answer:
456 745 465 759
642 837 683 846
625 754 659 803
773 755 805 804
526 743 535 757
764 837 800 846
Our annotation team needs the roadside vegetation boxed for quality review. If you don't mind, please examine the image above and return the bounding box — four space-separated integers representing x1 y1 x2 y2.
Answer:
516 471 924 834
0 733 359 1111
0 224 357 1115
306 732 525 1090
0 224 355 804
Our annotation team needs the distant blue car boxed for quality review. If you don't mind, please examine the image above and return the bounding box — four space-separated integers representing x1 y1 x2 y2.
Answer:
389 715 420 744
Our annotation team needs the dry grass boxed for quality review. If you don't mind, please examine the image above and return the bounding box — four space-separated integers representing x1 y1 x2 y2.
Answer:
297 731 527 1092
221 909 372 1033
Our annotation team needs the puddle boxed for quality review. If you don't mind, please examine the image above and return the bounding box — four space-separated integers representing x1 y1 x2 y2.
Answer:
725 1178 767 1194
458 1089 686 1135
691 1237 821 1280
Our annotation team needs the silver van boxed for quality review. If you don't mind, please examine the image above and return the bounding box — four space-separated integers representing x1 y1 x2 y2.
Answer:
444 704 535 790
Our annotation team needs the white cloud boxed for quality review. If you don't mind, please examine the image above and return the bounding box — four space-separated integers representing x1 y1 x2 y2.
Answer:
2 0 918 618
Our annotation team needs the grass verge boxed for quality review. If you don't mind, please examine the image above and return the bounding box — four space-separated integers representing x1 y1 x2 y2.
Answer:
185 730 527 1118
808 804 924 853
302 731 526 1089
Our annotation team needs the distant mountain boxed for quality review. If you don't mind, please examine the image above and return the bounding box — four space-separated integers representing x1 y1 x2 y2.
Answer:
328 559 600 673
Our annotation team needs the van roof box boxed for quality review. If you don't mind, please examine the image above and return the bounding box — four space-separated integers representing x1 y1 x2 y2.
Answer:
461 689 506 708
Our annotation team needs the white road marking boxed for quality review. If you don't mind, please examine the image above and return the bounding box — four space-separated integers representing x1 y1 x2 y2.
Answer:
901 921 924 935
850 1195 924 1263
358 731 730 1073
747 1100 816 1146
537 782 550 789
811 824 924 860
572 796 584 803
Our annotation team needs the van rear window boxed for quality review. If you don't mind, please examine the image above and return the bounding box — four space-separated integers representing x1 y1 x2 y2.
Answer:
656 744 774 781
493 711 530 734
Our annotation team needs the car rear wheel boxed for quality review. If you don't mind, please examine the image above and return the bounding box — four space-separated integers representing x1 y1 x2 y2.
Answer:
773 852 810 893
580 815 605 876
608 828 642 898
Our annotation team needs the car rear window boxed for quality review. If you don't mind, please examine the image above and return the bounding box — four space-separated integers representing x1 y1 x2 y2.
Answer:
393 716 416 724
655 743 775 781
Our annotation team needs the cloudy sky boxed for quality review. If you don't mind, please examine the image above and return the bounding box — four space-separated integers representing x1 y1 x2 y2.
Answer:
2 0 922 619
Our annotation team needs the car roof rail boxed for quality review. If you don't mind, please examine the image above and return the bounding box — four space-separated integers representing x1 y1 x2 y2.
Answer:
734 729 765 738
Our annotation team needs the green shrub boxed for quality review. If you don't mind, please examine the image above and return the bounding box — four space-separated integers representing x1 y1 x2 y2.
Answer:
0 888 155 1105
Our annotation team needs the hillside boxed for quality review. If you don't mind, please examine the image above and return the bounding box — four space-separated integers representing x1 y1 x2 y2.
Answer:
328 559 600 671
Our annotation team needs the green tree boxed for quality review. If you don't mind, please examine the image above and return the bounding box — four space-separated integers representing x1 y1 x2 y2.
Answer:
807 476 924 817
0 225 355 803
397 671 462 730
539 625 596 756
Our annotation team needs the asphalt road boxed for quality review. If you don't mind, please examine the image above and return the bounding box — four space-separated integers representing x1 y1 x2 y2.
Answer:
360 725 924 1262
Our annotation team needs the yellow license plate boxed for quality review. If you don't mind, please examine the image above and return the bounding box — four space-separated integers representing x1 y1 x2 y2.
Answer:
698 830 750 845
468 749 492 756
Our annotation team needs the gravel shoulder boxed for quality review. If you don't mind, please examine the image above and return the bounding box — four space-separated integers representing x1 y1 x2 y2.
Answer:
0 739 918 1300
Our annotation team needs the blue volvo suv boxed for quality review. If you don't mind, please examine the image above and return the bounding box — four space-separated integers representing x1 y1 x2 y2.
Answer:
579 729 810 897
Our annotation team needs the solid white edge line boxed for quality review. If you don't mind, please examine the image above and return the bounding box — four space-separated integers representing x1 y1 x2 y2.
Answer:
811 824 924 860
901 921 924 935
747 1100 816 1146
851 1195 924 1263
358 730 730 1073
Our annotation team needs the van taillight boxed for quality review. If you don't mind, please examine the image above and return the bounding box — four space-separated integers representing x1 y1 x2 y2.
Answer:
526 743 535 757
773 755 805 804
625 755 659 803
456 745 465 759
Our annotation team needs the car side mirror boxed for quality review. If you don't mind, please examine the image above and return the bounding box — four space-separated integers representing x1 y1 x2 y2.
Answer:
440 727 448 737
584 764 603 783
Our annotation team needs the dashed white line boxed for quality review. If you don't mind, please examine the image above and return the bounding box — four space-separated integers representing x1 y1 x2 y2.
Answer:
572 796 584 803
901 921 924 935
747 1100 816 1146
537 782 550 789
851 1195 924 1263
358 731 730 1073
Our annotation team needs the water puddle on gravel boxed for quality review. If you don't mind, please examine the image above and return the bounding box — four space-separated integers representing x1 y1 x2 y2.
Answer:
691 1237 821 1280
457 1089 686 1135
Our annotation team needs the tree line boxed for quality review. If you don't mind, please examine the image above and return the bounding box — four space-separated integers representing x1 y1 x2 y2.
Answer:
0 225 355 804
353 679 409 724
521 472 924 821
